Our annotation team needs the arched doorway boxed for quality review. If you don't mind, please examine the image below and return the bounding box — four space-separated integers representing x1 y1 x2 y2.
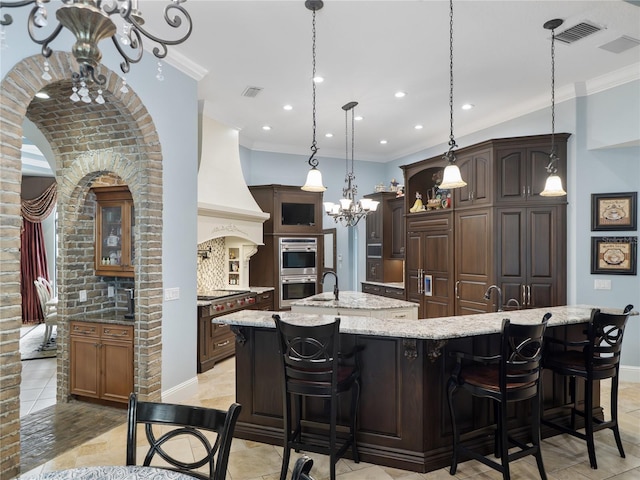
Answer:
0 52 164 477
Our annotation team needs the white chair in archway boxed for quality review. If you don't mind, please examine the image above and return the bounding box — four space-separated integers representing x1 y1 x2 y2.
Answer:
34 277 58 348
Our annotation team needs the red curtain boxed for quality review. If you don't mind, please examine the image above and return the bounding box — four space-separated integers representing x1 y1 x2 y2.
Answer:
20 181 57 324
21 220 49 324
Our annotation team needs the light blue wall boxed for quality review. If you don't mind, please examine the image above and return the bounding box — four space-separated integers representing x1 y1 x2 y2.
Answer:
2 11 199 393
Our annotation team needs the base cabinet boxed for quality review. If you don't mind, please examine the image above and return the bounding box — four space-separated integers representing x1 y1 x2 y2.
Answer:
232 322 597 474
70 321 133 404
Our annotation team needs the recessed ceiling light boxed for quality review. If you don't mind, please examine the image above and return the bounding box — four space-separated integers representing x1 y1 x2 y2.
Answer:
395 91 407 98
283 104 293 111
325 133 333 138
379 140 388 145
262 125 271 131
461 103 474 110
313 76 324 83
354 115 363 121
414 124 423 130
35 91 50 99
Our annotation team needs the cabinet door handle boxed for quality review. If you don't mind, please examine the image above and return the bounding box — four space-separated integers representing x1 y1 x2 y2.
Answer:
521 285 526 305
417 269 422 294
527 285 531 306
455 280 460 300
527 186 531 197
216 340 231 348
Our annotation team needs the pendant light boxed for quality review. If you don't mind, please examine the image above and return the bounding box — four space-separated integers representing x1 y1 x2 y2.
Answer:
301 0 327 192
324 101 379 227
438 0 467 190
540 19 567 197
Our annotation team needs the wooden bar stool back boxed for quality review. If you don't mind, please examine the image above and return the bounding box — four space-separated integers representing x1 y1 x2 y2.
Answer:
447 313 550 480
273 315 361 480
542 304 633 469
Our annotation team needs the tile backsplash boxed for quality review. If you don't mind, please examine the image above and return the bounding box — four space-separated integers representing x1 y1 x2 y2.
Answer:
197 238 225 291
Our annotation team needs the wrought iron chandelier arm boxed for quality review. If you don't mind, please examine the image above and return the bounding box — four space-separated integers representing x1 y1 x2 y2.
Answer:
110 27 143 74
0 0 37 26
307 143 319 168
21 4 64 58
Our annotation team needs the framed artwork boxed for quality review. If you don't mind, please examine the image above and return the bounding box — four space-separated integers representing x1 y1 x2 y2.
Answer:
424 274 433 296
590 236 637 275
591 192 637 231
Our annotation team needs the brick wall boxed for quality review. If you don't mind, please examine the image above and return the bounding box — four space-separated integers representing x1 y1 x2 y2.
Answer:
0 52 165 478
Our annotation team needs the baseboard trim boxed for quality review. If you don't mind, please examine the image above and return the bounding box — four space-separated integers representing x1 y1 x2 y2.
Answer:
162 376 199 403
620 365 640 383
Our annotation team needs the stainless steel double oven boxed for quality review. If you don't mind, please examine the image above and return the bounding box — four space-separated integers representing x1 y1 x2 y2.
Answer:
279 237 317 307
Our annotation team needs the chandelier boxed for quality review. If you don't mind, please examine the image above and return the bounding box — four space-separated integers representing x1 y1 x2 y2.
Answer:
438 0 467 190
324 101 379 227
540 18 567 197
301 0 326 192
0 0 192 103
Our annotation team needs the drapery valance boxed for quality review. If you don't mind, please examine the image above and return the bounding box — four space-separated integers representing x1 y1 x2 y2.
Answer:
21 181 57 223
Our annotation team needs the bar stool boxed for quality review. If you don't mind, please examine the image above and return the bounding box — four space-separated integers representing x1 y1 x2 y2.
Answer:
273 314 361 480
542 304 633 469
447 314 550 480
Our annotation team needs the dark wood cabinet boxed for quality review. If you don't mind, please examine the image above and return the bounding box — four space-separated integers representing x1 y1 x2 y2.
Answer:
402 134 569 316
497 206 566 309
70 321 133 404
453 148 492 208
406 212 454 319
389 197 405 258
454 208 493 315
496 134 570 204
198 305 240 373
250 290 274 310
93 186 135 278
361 282 405 300
364 192 404 283
249 184 323 235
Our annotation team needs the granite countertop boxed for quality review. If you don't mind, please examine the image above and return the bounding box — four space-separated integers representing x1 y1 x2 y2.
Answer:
216 305 630 341
361 281 405 289
290 291 416 310
69 310 134 325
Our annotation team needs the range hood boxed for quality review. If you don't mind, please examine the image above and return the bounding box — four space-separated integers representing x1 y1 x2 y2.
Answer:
197 101 269 245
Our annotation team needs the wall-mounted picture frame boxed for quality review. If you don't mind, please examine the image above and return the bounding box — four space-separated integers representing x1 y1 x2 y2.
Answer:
424 274 433 296
591 236 637 275
591 192 637 231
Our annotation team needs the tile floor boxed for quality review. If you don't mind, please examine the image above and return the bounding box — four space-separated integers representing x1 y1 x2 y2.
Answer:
20 357 57 417
17 357 640 480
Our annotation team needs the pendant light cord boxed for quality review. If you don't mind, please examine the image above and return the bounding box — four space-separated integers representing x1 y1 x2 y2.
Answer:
547 22 559 173
550 24 557 160
308 8 319 168
448 0 456 151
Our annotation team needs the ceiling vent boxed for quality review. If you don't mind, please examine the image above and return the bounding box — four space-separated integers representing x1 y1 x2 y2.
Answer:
599 35 640 54
241 86 263 98
555 21 603 44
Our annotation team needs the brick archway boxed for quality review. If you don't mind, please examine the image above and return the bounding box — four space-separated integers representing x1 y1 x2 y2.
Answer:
0 52 164 478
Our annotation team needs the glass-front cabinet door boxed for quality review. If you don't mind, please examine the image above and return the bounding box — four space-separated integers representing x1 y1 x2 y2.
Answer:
93 186 134 278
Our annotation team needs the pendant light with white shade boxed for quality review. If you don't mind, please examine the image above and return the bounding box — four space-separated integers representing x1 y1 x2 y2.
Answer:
540 18 567 197
301 0 327 192
438 0 467 190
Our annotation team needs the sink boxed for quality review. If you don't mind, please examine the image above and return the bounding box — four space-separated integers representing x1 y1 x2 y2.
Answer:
308 297 334 302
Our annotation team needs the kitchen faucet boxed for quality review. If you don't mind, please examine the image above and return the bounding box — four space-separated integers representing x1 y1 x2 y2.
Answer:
483 285 503 312
322 271 339 301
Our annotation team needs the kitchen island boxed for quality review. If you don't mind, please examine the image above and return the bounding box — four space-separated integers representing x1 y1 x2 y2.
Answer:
290 290 418 319
218 305 613 473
